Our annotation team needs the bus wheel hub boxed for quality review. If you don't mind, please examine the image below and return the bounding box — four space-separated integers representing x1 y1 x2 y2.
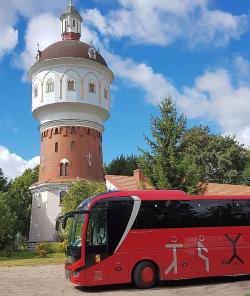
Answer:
141 267 154 283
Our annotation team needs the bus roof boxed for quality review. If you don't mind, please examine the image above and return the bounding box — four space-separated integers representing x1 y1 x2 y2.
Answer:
85 190 250 209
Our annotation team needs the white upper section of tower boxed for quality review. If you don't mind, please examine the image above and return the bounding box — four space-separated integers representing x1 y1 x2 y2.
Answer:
60 1 83 40
28 2 114 132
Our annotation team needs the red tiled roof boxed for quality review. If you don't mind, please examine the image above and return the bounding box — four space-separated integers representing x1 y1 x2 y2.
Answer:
204 183 250 195
39 40 107 67
105 174 154 190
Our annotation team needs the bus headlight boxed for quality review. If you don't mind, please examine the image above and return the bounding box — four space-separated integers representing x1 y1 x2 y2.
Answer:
73 271 80 278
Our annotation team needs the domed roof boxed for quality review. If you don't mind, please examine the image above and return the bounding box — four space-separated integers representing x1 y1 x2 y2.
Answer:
38 40 107 67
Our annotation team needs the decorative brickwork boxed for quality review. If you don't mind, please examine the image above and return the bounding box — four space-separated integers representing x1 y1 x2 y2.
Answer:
39 126 104 182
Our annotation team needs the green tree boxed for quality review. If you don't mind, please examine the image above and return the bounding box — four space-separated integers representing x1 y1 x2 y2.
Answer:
0 168 8 192
139 96 202 194
0 192 16 249
104 154 139 176
242 150 250 185
6 166 39 239
180 126 248 184
62 181 106 214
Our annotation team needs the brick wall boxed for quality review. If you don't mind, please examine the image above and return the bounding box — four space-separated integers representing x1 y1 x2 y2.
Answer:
39 126 104 182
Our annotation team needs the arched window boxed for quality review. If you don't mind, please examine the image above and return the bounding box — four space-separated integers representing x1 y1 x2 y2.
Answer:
34 85 38 98
60 163 64 176
55 128 58 135
71 141 76 151
60 159 69 177
46 79 54 93
65 162 69 176
104 86 108 99
73 20 76 27
67 78 75 91
59 191 67 205
55 142 58 152
89 80 96 93
71 127 76 134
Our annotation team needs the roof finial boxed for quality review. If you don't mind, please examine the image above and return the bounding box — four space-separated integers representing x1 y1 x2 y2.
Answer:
69 0 73 6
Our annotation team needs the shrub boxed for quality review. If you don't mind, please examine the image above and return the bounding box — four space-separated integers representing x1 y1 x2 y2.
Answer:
36 242 46 252
4 246 12 258
36 242 47 257
36 242 66 254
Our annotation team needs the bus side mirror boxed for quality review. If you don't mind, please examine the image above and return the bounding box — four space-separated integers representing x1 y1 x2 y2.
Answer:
62 215 69 229
55 220 59 231
55 215 64 231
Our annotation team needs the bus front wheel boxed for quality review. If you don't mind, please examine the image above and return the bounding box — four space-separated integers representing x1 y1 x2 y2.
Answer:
133 261 157 289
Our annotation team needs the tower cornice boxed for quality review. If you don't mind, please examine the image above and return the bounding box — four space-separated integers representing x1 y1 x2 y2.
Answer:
39 119 104 133
28 57 115 83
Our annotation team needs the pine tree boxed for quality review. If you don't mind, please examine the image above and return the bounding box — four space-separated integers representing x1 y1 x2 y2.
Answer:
139 96 202 194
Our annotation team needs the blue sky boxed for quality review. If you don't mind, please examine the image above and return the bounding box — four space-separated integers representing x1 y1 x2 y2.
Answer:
0 0 250 179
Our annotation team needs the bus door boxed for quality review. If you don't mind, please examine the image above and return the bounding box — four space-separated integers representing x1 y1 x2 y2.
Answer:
85 205 109 285
107 199 134 284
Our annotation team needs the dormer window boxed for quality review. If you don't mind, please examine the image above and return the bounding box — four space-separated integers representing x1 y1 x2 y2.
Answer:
89 80 96 93
67 78 75 91
88 48 96 60
34 85 38 98
46 78 54 93
104 86 108 100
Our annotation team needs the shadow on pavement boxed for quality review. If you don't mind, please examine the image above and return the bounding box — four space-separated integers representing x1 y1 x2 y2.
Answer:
75 274 250 293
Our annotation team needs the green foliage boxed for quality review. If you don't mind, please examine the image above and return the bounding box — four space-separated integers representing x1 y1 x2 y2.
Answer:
139 96 250 193
104 154 139 176
180 126 248 184
4 246 12 258
62 180 106 214
0 192 16 249
241 151 250 185
6 166 39 239
36 242 66 254
36 242 46 252
139 96 202 194
0 168 8 192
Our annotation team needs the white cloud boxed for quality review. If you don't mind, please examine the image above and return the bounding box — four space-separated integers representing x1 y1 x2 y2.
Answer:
0 146 40 180
0 26 18 58
0 0 68 59
83 0 250 48
237 126 250 148
16 8 250 149
234 55 250 84
177 68 250 147
17 14 60 70
104 51 178 103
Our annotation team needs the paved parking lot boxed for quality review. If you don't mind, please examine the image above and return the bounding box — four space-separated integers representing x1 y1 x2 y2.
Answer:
1 265 250 296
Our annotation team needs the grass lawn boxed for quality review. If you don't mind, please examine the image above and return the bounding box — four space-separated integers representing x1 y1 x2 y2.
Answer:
0 251 66 267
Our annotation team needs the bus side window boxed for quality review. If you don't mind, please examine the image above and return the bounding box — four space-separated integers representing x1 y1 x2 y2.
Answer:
133 200 181 229
188 200 221 227
231 200 249 226
87 209 108 246
218 200 232 226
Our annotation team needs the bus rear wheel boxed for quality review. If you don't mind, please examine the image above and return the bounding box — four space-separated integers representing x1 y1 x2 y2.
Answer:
133 261 157 289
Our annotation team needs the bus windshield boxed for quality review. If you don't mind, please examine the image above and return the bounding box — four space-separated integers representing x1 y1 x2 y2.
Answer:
68 213 86 247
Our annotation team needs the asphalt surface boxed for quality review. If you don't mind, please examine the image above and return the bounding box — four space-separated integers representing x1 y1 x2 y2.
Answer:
1 265 250 296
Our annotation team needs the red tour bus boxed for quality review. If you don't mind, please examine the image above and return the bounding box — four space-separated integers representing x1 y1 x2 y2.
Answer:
58 190 250 288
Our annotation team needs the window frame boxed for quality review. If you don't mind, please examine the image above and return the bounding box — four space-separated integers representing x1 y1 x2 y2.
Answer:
46 78 54 93
88 80 96 94
67 78 76 92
